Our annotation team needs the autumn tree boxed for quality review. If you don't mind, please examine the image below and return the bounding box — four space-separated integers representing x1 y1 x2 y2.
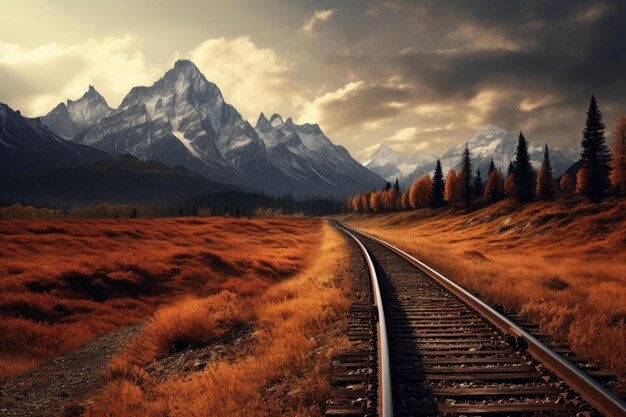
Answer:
370 191 383 213
484 170 505 204
536 144 555 200
444 169 460 210
610 115 626 194
409 176 431 208
361 190 372 213
576 165 590 195
401 188 410 209
580 95 611 202
430 159 446 208
461 145 472 208
382 188 399 211
505 173 517 199
352 195 362 212
514 132 535 203
559 174 573 195
472 169 483 197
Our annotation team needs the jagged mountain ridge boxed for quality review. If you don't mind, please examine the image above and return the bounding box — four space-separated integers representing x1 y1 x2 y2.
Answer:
364 125 578 187
363 143 437 182
40 86 112 139
0 102 110 176
43 60 384 196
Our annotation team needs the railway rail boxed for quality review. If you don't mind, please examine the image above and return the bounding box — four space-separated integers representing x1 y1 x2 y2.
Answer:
326 220 626 417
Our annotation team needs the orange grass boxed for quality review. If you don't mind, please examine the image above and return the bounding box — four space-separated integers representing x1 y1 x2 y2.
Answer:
342 197 626 379
88 222 352 416
0 217 321 380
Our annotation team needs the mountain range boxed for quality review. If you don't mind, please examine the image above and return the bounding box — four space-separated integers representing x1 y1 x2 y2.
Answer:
364 125 580 187
39 60 383 197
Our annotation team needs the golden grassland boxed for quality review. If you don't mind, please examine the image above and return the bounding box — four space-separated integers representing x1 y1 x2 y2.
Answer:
341 197 626 378
87 222 352 417
0 217 322 380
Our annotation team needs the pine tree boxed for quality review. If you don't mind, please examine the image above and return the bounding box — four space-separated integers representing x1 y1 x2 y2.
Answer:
506 162 515 179
610 115 626 194
472 169 483 197
514 132 535 203
430 159 445 208
536 144 555 200
580 95 611 202
384 181 392 191
444 169 459 211
394 178 401 193
462 145 472 208
488 159 496 175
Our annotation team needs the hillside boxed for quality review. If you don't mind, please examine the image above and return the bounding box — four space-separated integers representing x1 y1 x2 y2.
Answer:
0 155 235 206
340 197 626 378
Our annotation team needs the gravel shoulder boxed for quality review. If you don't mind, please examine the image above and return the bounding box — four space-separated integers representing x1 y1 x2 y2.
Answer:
0 325 142 417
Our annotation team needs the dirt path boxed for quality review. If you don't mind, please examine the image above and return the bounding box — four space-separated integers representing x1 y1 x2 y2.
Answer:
0 325 141 417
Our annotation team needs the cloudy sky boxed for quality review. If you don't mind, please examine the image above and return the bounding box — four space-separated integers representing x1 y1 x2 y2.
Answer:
1 0 624 159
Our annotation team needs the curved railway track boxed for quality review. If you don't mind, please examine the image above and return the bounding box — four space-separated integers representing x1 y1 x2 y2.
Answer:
326 220 626 417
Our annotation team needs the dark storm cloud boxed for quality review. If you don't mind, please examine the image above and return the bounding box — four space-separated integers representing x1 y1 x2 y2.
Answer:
325 0 626 150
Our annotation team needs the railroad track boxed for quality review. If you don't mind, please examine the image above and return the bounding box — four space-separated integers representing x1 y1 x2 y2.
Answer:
326 220 626 417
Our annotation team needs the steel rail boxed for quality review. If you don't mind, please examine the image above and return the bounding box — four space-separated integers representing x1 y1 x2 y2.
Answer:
336 220 626 417
333 220 393 417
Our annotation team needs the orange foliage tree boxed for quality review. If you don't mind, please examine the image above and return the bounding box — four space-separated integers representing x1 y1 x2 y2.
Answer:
484 170 505 204
401 188 410 210
361 190 372 213
382 189 399 211
576 165 590 195
610 115 626 194
409 176 431 208
504 173 517 199
444 170 459 209
370 191 383 213
351 195 362 212
559 174 573 195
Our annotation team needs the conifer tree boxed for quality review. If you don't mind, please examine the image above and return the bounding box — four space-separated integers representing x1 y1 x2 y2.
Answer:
462 145 472 208
384 181 392 191
472 169 483 197
394 178 401 193
580 95 611 202
444 169 459 211
536 144 555 200
488 159 496 175
610 115 626 194
514 132 535 203
430 159 445 208
506 162 515 178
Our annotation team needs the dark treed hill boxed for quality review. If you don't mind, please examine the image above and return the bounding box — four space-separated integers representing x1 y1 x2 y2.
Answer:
178 190 344 217
0 155 235 207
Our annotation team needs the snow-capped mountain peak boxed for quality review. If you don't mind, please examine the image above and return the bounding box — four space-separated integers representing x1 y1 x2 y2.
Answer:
40 85 112 139
364 143 437 182
40 60 384 196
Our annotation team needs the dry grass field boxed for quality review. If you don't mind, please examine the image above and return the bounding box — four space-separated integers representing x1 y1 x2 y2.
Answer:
87 222 352 417
0 217 322 380
341 197 626 379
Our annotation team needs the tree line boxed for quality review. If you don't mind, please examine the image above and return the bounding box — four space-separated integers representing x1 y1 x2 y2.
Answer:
346 95 626 214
